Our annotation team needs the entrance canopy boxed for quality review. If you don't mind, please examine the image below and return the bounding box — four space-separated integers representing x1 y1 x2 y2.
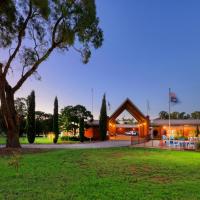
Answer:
108 98 150 137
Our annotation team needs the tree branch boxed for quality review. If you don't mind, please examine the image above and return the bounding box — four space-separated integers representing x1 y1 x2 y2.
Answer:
30 25 40 60
73 46 83 56
12 14 64 93
52 16 64 45
3 1 33 77
13 45 55 93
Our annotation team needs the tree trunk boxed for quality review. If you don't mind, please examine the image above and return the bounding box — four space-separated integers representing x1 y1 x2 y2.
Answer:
73 128 75 136
0 80 21 148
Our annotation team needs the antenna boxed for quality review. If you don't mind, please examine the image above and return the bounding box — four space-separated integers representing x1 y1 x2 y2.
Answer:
146 99 150 116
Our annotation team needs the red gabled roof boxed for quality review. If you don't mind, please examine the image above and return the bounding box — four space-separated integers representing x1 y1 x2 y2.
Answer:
109 98 147 123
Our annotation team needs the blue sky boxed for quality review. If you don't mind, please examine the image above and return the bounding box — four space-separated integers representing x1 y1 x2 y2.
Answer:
15 0 200 119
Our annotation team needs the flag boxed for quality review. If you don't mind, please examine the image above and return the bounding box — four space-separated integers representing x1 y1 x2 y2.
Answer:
169 92 179 103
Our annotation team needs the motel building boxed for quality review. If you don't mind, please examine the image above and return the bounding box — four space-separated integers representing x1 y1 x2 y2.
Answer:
85 98 200 140
151 119 200 139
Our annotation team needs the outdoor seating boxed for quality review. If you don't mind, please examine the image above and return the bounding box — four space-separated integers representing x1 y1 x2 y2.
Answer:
162 136 197 149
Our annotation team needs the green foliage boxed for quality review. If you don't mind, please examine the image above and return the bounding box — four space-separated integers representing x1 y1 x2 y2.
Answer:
60 136 79 141
159 111 169 119
0 0 103 64
99 94 107 141
79 118 84 142
26 90 36 144
59 105 93 134
35 111 53 135
178 112 186 119
14 98 27 117
195 141 200 151
53 97 59 143
174 136 188 140
170 112 180 119
31 0 50 19
191 112 200 119
158 111 200 119
14 97 27 136
0 0 17 47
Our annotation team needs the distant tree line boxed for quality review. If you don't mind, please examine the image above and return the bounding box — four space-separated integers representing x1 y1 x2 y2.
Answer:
0 92 94 143
159 111 200 119
0 91 55 142
13 96 53 137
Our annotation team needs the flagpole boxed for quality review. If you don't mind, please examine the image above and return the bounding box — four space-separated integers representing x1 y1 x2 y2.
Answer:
169 88 171 136
146 99 150 116
91 88 94 116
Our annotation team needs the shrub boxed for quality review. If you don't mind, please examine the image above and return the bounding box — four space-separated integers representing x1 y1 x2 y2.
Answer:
195 142 200 151
8 152 21 172
174 136 188 140
178 136 188 140
61 136 80 141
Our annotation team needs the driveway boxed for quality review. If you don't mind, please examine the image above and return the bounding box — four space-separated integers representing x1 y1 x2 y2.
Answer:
21 140 131 149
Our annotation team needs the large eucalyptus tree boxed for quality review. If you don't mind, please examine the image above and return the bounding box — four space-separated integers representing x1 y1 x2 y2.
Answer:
0 0 103 147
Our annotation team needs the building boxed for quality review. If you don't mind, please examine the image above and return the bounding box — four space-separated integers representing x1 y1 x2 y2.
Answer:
85 98 200 140
85 98 150 140
151 119 200 138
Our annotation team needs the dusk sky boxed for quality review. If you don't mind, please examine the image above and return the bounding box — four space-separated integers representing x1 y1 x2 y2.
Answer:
14 0 200 119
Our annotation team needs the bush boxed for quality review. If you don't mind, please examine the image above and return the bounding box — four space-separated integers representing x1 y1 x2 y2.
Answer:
178 136 188 140
195 142 200 151
174 136 188 140
60 136 80 141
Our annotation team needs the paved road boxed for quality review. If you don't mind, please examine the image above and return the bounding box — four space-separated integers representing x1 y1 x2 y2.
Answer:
20 140 131 149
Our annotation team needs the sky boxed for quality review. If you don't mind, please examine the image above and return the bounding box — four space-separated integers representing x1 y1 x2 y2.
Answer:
11 0 200 119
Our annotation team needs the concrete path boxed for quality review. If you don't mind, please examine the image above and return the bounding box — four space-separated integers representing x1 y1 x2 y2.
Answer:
133 140 160 148
21 140 131 149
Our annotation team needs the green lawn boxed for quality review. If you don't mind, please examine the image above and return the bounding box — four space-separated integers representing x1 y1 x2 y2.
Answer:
0 136 78 145
0 148 200 199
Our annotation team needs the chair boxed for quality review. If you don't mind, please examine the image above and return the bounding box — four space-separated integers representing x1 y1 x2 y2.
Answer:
169 135 174 147
173 140 180 148
188 137 195 149
162 135 169 147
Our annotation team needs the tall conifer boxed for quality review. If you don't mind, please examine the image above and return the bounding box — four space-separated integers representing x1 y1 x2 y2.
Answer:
27 91 35 144
99 94 107 141
53 97 59 143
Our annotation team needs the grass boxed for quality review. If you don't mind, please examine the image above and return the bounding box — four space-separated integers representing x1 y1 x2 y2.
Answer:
0 148 200 199
0 136 79 145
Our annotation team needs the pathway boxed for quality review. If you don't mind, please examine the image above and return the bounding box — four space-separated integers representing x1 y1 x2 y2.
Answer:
21 140 131 149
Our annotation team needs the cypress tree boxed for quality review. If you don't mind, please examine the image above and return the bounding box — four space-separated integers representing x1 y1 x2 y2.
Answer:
53 97 59 144
79 118 84 142
196 125 200 137
99 94 107 141
26 90 36 144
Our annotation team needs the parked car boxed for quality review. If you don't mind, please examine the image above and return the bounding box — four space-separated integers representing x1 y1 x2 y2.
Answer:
125 131 138 136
